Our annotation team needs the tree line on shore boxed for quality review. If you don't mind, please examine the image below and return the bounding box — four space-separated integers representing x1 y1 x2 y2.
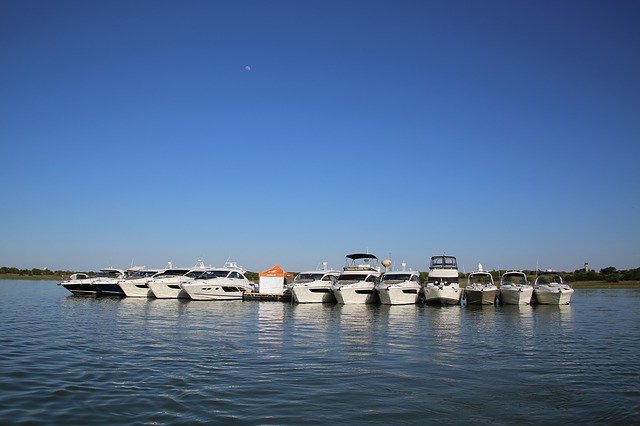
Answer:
1 266 639 283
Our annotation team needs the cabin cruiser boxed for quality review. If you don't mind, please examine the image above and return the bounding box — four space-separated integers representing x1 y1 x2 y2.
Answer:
117 268 162 297
59 272 95 295
181 262 252 300
290 262 340 303
92 268 130 296
533 270 574 305
332 253 381 304
375 263 421 305
423 255 461 305
147 260 210 299
464 265 499 305
499 270 533 305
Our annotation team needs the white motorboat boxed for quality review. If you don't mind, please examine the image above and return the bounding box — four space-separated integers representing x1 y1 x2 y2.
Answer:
533 270 574 305
375 262 421 305
499 270 533 305
118 267 162 298
423 255 461 305
148 260 210 299
464 265 499 305
59 272 95 295
290 262 340 303
181 262 253 301
332 253 381 304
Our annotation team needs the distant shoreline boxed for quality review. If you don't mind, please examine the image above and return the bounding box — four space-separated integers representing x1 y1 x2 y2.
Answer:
1 275 639 288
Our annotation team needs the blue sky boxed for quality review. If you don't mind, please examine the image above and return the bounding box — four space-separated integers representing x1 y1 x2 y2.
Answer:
1 0 639 273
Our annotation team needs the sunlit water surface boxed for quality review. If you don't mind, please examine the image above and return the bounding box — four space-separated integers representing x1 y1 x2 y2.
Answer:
1 281 639 424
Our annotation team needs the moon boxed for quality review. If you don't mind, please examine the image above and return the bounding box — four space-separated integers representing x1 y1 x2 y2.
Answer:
243 65 251 71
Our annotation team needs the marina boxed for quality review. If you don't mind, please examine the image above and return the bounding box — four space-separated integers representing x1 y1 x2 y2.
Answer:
0 280 638 424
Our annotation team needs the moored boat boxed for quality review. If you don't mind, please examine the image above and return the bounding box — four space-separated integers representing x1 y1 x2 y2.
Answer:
423 255 461 305
181 262 252 301
332 253 381 304
533 270 574 305
464 265 498 305
376 262 421 305
92 268 129 296
118 267 162 298
499 270 533 305
148 260 210 299
59 272 95 295
290 262 340 303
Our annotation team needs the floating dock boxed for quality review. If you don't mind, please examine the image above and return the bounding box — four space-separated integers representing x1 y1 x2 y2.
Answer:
243 292 292 302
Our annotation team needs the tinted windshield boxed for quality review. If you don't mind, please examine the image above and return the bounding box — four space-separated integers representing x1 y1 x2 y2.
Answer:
382 274 413 282
502 274 527 285
197 270 229 279
430 256 457 268
186 270 205 278
295 273 325 282
155 269 189 277
338 274 368 281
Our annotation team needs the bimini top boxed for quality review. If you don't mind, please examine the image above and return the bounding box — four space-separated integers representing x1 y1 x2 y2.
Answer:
344 253 380 272
346 253 378 261
430 256 457 269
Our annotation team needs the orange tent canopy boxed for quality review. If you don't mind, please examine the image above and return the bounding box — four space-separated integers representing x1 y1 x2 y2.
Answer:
259 265 294 278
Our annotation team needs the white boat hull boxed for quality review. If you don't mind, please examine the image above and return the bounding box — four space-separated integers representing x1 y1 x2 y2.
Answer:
181 282 250 301
378 286 420 305
465 288 498 305
118 280 153 298
333 284 377 304
500 286 533 305
291 285 336 303
423 285 460 305
148 280 190 299
534 287 574 305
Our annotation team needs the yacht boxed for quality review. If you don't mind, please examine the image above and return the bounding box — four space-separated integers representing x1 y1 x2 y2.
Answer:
375 262 421 305
499 271 533 305
148 260 210 299
464 265 499 305
181 262 253 301
290 262 340 303
92 268 130 296
423 255 461 305
533 270 574 305
332 253 381 304
59 272 94 295
117 267 162 298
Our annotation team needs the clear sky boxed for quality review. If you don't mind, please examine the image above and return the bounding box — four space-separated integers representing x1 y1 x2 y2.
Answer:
1 0 639 273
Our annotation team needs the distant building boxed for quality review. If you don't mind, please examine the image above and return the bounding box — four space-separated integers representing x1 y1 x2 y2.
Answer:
584 262 590 272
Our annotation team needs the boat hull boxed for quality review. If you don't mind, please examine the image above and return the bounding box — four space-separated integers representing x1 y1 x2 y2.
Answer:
60 283 98 295
93 283 125 296
119 281 152 298
291 285 336 303
378 286 420 305
333 285 378 304
148 281 190 299
181 282 249 301
423 285 460 305
500 287 533 305
534 288 574 305
465 289 498 305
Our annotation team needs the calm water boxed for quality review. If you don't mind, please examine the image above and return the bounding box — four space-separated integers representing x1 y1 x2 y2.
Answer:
1 281 639 424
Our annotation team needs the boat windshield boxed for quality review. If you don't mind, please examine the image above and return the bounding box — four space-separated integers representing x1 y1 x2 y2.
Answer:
154 269 190 277
127 271 155 279
502 274 527 285
338 274 368 282
99 270 122 279
186 270 206 278
469 273 494 285
382 273 413 282
430 256 457 269
295 273 325 282
196 270 229 280
536 274 563 285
